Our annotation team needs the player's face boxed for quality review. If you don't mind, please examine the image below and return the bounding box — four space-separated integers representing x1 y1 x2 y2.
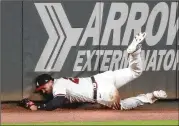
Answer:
41 80 53 94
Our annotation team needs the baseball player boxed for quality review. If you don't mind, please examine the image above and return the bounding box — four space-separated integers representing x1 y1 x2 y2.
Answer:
20 32 167 111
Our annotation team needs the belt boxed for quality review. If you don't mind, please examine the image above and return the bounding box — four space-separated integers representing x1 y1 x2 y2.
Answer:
91 76 98 101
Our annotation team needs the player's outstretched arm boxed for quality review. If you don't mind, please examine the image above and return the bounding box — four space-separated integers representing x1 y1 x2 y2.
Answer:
36 96 68 111
19 96 68 111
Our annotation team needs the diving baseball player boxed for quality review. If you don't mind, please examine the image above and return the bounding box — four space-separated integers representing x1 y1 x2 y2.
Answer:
19 32 167 111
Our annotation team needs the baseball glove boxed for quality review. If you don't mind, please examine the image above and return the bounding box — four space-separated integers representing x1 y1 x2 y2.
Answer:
19 98 35 109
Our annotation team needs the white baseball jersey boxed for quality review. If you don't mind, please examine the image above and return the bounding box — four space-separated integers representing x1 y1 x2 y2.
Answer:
52 72 119 108
52 77 95 103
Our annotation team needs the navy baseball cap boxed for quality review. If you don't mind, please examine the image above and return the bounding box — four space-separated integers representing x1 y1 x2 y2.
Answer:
35 74 53 91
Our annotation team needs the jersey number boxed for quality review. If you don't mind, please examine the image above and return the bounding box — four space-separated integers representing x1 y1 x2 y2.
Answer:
64 77 79 84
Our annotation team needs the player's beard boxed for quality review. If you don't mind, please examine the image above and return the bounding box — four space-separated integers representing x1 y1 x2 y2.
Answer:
46 87 53 94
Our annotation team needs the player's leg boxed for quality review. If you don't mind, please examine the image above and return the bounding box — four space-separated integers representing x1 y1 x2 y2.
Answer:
120 90 167 110
114 32 146 89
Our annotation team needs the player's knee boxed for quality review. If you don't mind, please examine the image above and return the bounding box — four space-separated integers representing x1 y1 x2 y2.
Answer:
132 69 143 78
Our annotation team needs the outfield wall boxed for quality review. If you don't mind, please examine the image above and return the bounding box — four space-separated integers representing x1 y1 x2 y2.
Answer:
1 0 178 101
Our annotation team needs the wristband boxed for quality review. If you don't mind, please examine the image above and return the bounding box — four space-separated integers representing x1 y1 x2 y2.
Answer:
26 101 35 108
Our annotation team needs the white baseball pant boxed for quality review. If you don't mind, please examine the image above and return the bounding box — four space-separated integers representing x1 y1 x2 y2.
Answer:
120 92 156 110
113 48 143 89
113 47 152 110
112 48 158 110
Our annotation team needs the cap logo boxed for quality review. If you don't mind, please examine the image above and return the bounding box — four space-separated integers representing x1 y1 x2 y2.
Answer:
45 80 48 82
36 82 39 86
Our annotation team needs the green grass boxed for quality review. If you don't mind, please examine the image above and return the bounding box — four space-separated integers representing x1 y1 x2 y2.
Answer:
2 120 178 125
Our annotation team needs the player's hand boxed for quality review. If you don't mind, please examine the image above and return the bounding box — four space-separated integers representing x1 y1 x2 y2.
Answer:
29 105 38 111
19 98 36 110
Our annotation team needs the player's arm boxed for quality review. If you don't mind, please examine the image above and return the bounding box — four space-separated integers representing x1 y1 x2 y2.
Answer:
19 96 68 111
36 96 68 111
